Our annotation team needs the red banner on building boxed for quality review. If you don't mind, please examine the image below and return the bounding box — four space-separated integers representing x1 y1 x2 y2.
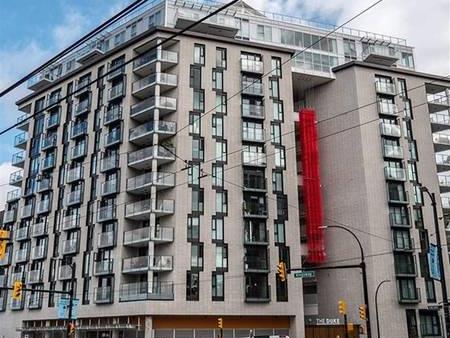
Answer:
299 109 326 264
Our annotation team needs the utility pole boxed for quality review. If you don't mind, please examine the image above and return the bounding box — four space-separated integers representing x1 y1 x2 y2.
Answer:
67 262 76 338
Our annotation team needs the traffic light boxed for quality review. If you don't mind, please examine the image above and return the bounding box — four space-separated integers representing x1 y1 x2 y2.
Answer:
0 229 9 239
67 322 76 336
338 299 347 315
0 240 6 259
359 305 367 320
217 317 223 329
12 281 23 300
277 261 287 282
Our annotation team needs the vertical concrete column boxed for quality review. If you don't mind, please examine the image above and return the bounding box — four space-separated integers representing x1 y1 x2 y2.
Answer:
144 316 153 338
289 315 305 338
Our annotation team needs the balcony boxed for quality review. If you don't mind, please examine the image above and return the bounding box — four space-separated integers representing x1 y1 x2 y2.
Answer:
132 73 177 99
104 128 122 148
108 82 126 101
62 214 80 231
389 212 410 228
12 271 25 283
375 81 396 95
104 106 123 125
14 132 28 149
241 59 264 74
65 189 83 206
27 269 44 284
377 101 398 116
15 226 29 241
433 133 450 152
242 104 264 119
15 247 30 263
243 175 266 192
6 189 21 202
31 221 47 237
27 72 53 91
384 167 406 181
93 259 114 276
133 50 178 77
130 96 177 122
37 176 53 192
28 292 43 309
41 154 56 171
74 78 91 96
362 44 399 66
442 197 450 209
393 237 414 252
119 281 174 301
0 274 7 288
3 209 17 224
242 126 264 143
17 113 30 131
107 62 125 81
241 81 264 96
97 230 116 249
0 249 12 266
70 121 88 139
47 93 61 108
122 255 173 274
395 255 417 277
436 154 450 172
123 226 174 247
70 143 87 160
242 151 266 167
12 151 25 168
10 297 25 311
36 199 51 214
244 255 269 273
128 145 175 170
46 112 60 129
430 113 450 132
21 203 34 219
100 153 120 172
379 122 401 138
73 98 91 117
58 265 73 280
97 205 116 223
427 93 450 113
67 166 84 183
125 199 174 220
127 171 175 195
245 281 270 303
439 175 450 193
41 134 57 151
101 179 119 196
383 144 403 159
129 120 176 146
387 191 409 205
61 237 79 255
244 228 269 245
94 286 114 304
243 198 268 218
174 9 238 38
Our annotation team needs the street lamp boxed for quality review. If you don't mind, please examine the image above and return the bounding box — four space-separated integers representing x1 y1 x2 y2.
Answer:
375 279 390 338
321 225 372 338
420 186 449 336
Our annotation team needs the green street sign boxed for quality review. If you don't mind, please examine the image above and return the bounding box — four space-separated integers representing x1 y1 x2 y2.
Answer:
293 270 316 278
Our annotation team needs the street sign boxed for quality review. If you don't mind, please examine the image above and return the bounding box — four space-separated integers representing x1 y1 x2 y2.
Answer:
293 270 316 278
58 298 79 320
428 244 441 281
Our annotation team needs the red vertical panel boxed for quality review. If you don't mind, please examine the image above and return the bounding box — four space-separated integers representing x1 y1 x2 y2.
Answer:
299 108 326 264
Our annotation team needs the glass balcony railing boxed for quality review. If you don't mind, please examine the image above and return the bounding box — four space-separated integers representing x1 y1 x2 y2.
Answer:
21 204 34 219
47 93 61 107
27 72 53 90
0 249 12 265
31 221 47 237
245 282 270 302
244 228 269 245
383 144 403 159
46 112 60 129
36 199 51 214
243 200 268 217
377 101 398 116
427 93 450 106
104 128 122 147
15 226 29 241
70 143 87 160
37 177 52 192
93 259 113 276
108 82 126 101
242 127 264 142
126 171 175 192
12 151 25 167
128 145 175 167
97 230 116 248
61 237 79 255
41 154 56 170
129 120 176 142
442 197 450 209
125 199 174 218
438 175 450 187
389 212 410 228
132 73 177 93
436 154 450 166
241 81 264 96
67 166 84 183
242 151 266 166
71 121 88 139
244 255 269 272
28 292 43 309
10 296 25 311
73 99 91 117
130 96 177 119
243 175 266 191
66 190 83 206
119 281 174 301
375 81 396 95
101 179 118 196
384 167 406 181
94 286 113 304
100 153 120 172
15 247 30 263
123 226 174 245
433 133 450 146
242 103 264 119
75 78 91 94
3 209 17 224
62 214 80 231
6 189 21 202
17 113 30 130
97 205 116 223
379 122 401 137
104 105 122 125
107 62 125 80
430 113 450 126
388 191 409 204
41 134 57 150
393 237 414 252
122 255 173 273
0 274 7 287
31 244 47 260
133 50 178 70
14 132 28 148
241 59 264 73
58 265 73 280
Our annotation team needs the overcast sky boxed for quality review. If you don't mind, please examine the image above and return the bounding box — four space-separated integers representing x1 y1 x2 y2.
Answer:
0 0 448 206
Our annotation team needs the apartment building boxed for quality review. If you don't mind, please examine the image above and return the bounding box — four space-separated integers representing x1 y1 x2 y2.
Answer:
1 0 449 337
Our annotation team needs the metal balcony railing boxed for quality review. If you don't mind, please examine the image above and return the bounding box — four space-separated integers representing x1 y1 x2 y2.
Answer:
62 214 80 231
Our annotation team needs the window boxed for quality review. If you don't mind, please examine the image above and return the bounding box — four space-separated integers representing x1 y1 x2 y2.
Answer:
215 140 227 163
394 254 415 275
192 138 204 161
243 121 263 142
193 90 205 112
191 243 204 269
190 66 202 89
271 57 282 77
272 171 284 193
406 310 419 338
387 182 407 202
398 79 408 98
408 163 417 182
270 78 279 98
188 163 200 186
194 44 205 65
275 147 286 168
273 101 284 121
189 112 201 135
398 278 418 300
114 31 125 46
212 164 224 188
401 52 414 69
404 99 413 119
389 205 409 226
256 24 272 42
187 215 200 242
215 244 228 270
393 230 412 250
420 311 441 336
413 185 423 205
277 195 288 219
216 48 227 68
212 272 224 301
212 69 223 91
148 11 161 27
271 123 281 144
186 271 199 301
413 208 423 228
215 191 228 214
212 115 223 138
192 189 204 214
216 93 227 114
274 221 285 244
409 141 418 161
212 217 224 242
425 279 436 302
343 38 357 61
130 22 137 37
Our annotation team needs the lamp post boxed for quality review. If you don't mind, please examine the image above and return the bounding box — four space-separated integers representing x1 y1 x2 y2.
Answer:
322 225 371 338
375 279 390 338
420 186 449 337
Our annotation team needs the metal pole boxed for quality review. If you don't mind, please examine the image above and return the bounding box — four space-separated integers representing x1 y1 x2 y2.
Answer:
67 262 76 338
326 225 371 338
344 314 349 338
375 280 390 338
